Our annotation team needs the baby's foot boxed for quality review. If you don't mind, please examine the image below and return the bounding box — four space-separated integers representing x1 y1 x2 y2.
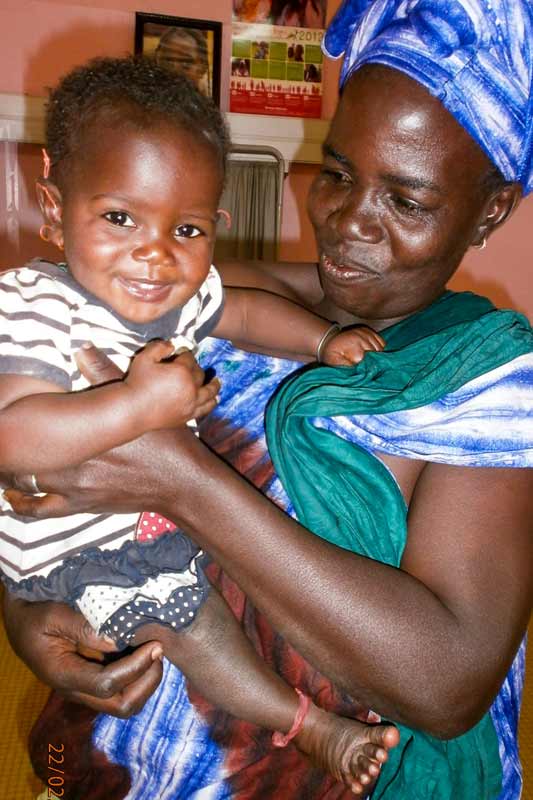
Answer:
294 704 400 795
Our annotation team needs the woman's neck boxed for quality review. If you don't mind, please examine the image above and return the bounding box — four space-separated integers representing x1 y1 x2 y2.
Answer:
313 296 411 333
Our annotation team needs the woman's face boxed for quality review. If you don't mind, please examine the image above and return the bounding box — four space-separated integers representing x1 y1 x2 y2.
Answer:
307 65 496 325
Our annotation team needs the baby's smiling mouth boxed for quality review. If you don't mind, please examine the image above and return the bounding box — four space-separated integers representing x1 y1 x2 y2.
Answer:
117 277 173 302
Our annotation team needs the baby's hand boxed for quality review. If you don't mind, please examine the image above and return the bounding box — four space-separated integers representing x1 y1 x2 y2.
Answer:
125 340 220 430
321 326 385 366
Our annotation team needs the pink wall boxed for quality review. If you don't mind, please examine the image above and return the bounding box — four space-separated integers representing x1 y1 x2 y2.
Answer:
0 0 233 107
0 0 531 320
449 197 533 316
279 164 320 262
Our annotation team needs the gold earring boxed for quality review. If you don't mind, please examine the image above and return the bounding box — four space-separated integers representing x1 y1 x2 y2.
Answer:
39 224 53 243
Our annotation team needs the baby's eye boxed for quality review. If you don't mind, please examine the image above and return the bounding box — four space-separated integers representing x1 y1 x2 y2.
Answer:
103 211 135 227
175 224 202 238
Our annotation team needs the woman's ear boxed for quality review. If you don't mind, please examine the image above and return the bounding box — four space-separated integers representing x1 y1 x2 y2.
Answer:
472 183 522 249
36 179 65 250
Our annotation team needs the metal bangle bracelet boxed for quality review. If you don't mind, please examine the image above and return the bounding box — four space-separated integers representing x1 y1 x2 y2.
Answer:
316 322 341 362
28 473 41 494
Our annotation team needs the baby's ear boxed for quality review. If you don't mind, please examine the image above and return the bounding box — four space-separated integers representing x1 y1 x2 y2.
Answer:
36 179 64 251
36 179 63 225
216 208 232 230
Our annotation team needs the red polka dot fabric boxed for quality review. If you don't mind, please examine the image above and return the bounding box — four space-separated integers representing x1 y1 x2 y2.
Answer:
136 511 176 542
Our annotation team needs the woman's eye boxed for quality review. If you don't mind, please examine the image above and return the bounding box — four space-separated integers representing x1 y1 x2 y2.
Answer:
391 195 425 216
322 168 351 185
175 224 202 238
103 211 135 227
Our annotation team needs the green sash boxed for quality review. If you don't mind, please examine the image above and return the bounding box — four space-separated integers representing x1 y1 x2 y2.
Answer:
265 291 533 799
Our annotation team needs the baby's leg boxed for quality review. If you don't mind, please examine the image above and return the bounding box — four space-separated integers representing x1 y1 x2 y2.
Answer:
133 589 399 795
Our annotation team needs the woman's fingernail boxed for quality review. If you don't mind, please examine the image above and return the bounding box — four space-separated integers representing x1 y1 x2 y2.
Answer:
215 394 221 403
102 635 116 645
80 342 93 350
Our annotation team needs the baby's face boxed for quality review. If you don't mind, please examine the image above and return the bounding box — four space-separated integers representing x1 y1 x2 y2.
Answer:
58 119 222 324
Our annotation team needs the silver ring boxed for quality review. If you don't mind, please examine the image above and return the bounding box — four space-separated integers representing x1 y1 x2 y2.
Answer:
28 473 41 494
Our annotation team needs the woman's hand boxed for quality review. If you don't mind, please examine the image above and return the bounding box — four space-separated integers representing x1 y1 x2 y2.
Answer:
2 592 164 717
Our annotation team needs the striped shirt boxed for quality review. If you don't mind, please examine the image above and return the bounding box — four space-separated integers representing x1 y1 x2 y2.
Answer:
0 260 224 586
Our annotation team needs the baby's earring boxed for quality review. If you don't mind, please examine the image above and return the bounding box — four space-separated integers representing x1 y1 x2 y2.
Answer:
42 185 61 218
42 148 51 179
39 224 63 251
39 224 53 243
217 208 232 230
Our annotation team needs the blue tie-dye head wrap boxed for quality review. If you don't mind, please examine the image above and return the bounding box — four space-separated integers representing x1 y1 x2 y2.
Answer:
323 0 533 194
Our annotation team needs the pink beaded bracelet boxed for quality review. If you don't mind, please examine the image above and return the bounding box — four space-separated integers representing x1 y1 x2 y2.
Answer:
272 688 312 747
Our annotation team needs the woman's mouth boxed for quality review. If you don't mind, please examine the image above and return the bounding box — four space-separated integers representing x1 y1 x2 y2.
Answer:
321 254 377 282
118 278 173 303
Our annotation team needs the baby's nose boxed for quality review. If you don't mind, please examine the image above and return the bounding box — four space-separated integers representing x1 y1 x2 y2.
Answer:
132 237 177 267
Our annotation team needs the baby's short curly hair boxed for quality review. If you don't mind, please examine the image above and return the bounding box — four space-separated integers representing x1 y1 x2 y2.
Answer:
45 56 230 189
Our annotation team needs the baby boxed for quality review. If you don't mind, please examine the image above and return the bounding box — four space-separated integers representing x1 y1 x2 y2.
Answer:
0 57 397 793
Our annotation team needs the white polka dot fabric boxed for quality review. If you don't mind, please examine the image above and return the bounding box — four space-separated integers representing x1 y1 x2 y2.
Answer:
77 554 207 647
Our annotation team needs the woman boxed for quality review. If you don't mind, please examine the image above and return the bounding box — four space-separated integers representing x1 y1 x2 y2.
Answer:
4 1 533 798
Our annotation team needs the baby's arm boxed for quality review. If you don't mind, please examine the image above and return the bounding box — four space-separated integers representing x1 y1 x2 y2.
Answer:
0 342 219 474
212 287 384 363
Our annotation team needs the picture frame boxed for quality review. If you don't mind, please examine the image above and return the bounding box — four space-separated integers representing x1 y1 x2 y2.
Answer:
134 13 222 106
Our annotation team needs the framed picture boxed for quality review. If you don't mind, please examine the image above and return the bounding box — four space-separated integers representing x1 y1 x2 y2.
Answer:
135 13 222 106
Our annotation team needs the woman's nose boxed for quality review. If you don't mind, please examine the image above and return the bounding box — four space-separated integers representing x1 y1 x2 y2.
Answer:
329 190 383 245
